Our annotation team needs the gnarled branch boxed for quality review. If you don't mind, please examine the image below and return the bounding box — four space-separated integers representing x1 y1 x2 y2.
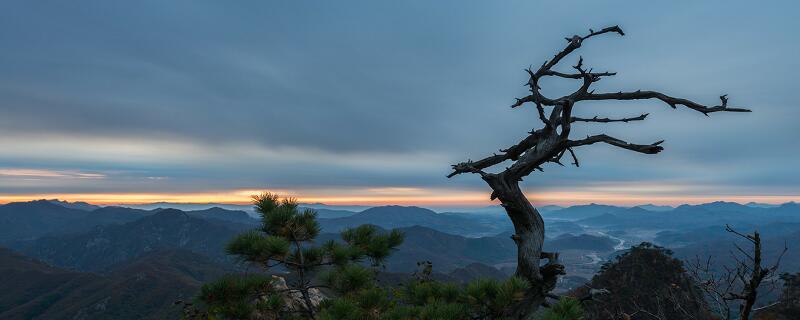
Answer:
448 130 543 178
541 70 617 80
447 25 749 319
581 92 751 115
571 113 648 123
568 134 664 154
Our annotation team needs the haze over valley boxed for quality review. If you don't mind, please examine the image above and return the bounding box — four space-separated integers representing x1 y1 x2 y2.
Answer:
2 199 798 318
2 1 799 319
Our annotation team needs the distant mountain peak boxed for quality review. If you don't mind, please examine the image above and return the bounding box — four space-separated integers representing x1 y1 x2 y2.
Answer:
145 208 193 222
744 202 780 208
634 204 673 212
619 206 650 214
24 199 62 206
358 205 436 216
47 199 101 211
779 201 799 209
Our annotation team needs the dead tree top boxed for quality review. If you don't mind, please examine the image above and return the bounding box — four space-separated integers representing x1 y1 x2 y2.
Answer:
448 25 751 186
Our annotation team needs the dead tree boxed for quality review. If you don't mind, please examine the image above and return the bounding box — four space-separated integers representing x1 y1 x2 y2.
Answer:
688 225 788 320
447 26 750 318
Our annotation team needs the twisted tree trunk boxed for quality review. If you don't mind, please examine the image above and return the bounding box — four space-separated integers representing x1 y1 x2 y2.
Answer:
484 174 544 280
448 25 749 319
485 173 562 319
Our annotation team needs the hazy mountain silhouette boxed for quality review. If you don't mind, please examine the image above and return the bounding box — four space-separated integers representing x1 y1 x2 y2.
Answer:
47 199 101 211
318 205 510 237
0 201 146 243
14 209 242 271
181 207 258 225
541 203 624 220
0 247 228 320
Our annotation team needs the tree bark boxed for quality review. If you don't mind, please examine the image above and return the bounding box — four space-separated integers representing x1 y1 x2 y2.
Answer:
485 174 543 281
484 173 561 319
448 25 749 319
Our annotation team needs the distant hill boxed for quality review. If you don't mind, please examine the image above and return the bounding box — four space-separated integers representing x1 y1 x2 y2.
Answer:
14 209 243 271
385 225 516 272
745 202 781 208
15 205 616 275
120 202 254 213
446 262 507 282
575 207 652 227
537 205 565 213
318 205 510 237
120 201 369 218
546 221 586 237
654 221 800 248
542 203 624 220
319 225 617 273
680 201 756 213
574 202 800 231
47 199 101 211
672 230 800 275
183 207 258 225
307 208 359 219
572 243 713 320
0 200 146 244
0 247 228 320
634 204 673 212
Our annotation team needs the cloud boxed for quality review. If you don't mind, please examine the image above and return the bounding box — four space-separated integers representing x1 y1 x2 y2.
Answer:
0 1 798 204
0 169 105 179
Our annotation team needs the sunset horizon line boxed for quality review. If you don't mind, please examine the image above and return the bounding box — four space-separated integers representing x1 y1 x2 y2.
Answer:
2 192 797 208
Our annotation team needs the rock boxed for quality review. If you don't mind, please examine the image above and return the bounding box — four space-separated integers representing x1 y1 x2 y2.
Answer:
270 275 326 311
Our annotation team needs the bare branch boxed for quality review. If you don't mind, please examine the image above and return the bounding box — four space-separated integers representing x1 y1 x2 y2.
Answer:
733 243 755 262
568 134 664 154
581 91 751 115
513 26 625 110
448 25 749 319
510 93 559 108
726 224 757 243
540 25 624 75
535 99 552 127
571 113 649 123
541 70 617 79
580 25 625 40
567 147 579 167
752 301 782 312
768 241 789 272
448 130 543 178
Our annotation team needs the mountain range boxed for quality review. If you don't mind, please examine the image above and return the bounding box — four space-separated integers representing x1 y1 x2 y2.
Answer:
13 209 244 271
0 200 627 275
317 205 510 237
1 199 798 319
0 247 228 319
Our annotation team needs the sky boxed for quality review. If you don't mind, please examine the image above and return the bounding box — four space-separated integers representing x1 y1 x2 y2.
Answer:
1 1 798 207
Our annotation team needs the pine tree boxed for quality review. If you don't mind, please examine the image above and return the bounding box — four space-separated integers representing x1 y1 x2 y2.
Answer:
191 192 581 319
540 298 584 320
194 193 403 319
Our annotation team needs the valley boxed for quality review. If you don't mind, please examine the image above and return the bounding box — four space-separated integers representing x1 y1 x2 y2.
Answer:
0 199 798 318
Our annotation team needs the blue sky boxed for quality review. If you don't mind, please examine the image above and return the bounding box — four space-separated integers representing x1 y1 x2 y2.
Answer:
0 1 798 206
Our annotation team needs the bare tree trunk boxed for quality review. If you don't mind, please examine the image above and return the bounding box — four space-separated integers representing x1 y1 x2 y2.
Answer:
485 174 544 281
485 174 562 319
689 226 787 320
737 231 764 320
448 25 749 319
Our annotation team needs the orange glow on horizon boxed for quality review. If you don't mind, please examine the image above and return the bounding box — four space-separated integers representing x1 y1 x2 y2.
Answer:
0 190 797 207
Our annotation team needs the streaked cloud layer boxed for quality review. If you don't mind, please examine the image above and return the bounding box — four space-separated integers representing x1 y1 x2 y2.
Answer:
1 1 798 206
